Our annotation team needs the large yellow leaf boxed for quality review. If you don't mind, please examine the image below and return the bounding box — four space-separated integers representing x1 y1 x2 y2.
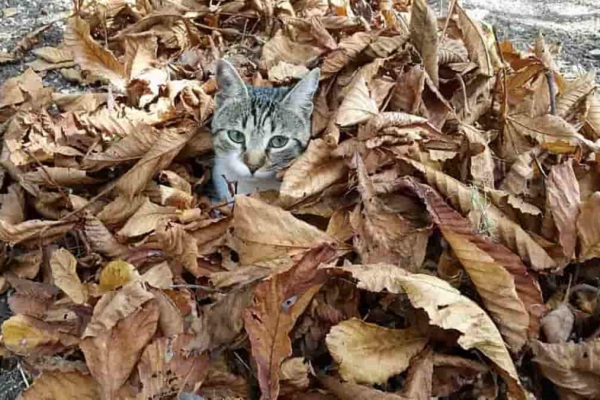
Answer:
341 264 526 400
64 17 127 90
326 318 427 384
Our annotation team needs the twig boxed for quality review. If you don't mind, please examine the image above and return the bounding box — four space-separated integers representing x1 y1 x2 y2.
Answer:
440 0 458 39
456 73 470 116
545 69 557 115
17 361 29 388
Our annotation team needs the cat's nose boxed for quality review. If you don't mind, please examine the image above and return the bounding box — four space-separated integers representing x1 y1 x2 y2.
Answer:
243 150 266 174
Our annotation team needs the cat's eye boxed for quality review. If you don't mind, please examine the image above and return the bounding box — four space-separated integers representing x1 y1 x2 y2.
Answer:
227 130 245 144
268 136 289 148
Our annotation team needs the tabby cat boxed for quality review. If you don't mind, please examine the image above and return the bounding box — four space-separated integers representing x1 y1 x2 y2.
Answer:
210 59 320 202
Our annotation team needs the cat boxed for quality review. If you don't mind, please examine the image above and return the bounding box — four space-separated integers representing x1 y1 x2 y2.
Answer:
210 59 320 202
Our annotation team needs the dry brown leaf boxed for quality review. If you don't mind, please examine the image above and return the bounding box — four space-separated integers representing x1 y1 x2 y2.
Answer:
21 167 101 188
141 262 174 289
244 245 335 400
81 299 159 399
49 248 88 305
409 0 438 86
117 198 177 238
401 179 539 351
84 215 130 259
556 71 596 118
546 160 580 259
401 348 434 400
403 157 556 271
318 375 406 400
351 155 429 271
53 93 108 113
139 333 208 398
280 357 310 391
229 195 339 265
505 114 582 152
280 138 348 206
438 39 469 65
341 264 526 400
456 4 493 77
576 192 600 261
261 31 325 68
123 34 158 79
336 76 379 127
155 221 202 277
21 371 100 400
460 124 494 188
0 184 25 225
2 314 79 356
532 339 600 399
64 17 127 90
326 318 427 384
269 61 310 84
114 125 196 198
32 46 73 63
96 195 146 227
320 32 374 79
83 281 154 338
0 219 75 246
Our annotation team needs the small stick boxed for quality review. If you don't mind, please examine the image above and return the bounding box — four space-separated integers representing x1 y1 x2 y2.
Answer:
545 69 557 115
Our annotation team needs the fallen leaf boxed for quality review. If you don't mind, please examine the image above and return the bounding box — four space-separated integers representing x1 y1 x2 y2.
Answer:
98 260 141 292
341 264 526 400
577 192 600 261
409 0 439 86
138 333 209 398
64 17 127 90
546 160 580 259
117 198 178 238
456 4 493 77
336 76 379 127
401 348 434 400
532 339 600 399
280 138 348 206
244 245 335 400
229 195 339 265
21 371 100 400
50 248 88 304
155 221 202 277
81 299 159 399
326 318 427 383
318 375 406 400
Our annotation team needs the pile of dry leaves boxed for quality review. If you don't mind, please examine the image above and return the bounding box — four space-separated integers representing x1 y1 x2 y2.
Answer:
1 0 600 398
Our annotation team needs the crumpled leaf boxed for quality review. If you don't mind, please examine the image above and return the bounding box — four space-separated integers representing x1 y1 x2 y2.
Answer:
229 195 339 265
341 264 526 400
577 192 600 261
117 198 177 238
409 0 438 86
280 138 348 206
138 334 209 398
244 245 335 400
50 248 88 305
400 178 541 351
81 299 159 399
336 77 379 127
21 371 100 400
318 375 406 400
155 221 202 277
456 3 493 77
351 155 429 271
64 17 127 90
532 339 600 399
546 160 580 259
326 318 427 384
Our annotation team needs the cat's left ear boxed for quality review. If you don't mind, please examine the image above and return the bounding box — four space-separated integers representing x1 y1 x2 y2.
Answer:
281 68 320 118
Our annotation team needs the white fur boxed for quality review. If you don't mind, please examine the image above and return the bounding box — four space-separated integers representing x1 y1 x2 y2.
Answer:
212 152 281 202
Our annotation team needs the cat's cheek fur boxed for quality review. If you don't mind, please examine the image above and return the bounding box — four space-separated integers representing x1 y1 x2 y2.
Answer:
212 155 280 201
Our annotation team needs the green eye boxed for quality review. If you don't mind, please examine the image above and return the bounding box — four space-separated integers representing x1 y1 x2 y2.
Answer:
227 130 245 144
268 136 289 148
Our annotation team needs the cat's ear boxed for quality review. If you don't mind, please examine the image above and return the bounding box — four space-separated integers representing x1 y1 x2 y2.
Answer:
215 59 249 104
281 67 320 118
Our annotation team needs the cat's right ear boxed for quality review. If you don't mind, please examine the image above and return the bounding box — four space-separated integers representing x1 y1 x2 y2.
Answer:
215 59 249 105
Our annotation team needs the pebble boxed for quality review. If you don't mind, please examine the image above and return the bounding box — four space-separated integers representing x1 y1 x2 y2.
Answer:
590 49 600 59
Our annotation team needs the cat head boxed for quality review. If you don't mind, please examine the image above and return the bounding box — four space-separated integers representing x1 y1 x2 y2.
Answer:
211 59 320 179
